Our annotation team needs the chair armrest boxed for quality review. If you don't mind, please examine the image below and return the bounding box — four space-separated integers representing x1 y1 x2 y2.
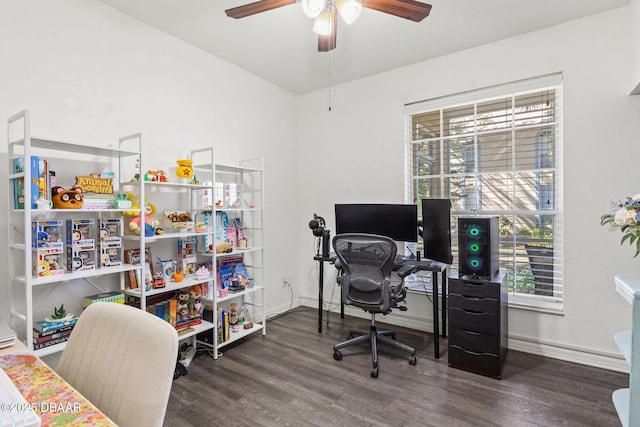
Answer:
397 264 417 278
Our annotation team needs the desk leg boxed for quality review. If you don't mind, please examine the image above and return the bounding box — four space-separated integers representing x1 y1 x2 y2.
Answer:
318 260 324 333
433 272 439 359
441 271 447 339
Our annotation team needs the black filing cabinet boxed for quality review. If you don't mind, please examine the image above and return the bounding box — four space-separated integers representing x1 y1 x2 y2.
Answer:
448 270 508 379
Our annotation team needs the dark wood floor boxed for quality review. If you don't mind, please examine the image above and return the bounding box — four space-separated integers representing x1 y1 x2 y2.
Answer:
166 307 628 427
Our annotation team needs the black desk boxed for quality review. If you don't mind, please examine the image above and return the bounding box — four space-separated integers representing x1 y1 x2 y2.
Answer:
313 254 341 333
314 254 448 359
399 259 448 359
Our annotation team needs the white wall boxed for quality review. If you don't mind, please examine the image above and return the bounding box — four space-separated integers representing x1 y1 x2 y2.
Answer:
631 0 640 92
0 1 300 333
298 5 640 370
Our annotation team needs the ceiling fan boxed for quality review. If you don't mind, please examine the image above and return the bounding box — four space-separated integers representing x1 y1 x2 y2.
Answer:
225 0 432 52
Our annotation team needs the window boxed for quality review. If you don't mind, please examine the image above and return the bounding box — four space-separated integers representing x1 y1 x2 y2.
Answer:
405 74 563 311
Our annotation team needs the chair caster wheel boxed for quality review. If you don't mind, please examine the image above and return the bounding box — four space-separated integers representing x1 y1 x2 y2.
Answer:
409 354 417 365
370 367 379 378
333 350 342 361
347 333 354 339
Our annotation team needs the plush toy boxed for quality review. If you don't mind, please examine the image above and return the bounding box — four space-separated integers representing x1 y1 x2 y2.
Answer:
216 242 233 254
51 186 84 209
123 192 162 237
188 284 204 317
175 159 193 179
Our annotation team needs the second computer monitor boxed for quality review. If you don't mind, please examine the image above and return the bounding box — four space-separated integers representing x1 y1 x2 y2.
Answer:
421 198 453 264
334 203 418 242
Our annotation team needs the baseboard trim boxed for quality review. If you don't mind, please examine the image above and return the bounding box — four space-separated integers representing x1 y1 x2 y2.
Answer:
297 297 629 373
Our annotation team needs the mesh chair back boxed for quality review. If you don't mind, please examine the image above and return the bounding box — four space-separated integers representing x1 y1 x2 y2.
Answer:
333 234 397 313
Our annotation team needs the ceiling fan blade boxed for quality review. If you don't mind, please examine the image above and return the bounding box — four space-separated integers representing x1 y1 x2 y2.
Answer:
225 0 296 19
362 0 432 22
318 9 338 52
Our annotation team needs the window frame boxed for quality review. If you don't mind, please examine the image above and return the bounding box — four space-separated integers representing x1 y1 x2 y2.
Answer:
404 74 563 312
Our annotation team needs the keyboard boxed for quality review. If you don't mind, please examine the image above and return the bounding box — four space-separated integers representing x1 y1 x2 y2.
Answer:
0 367 41 427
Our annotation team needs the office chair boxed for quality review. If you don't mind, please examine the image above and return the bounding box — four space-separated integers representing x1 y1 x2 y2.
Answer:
332 233 417 378
57 302 179 427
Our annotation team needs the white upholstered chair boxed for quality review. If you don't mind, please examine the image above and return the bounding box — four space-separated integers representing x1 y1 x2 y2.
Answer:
57 302 179 427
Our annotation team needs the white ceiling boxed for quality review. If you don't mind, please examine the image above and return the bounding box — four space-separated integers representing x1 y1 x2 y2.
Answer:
98 0 629 94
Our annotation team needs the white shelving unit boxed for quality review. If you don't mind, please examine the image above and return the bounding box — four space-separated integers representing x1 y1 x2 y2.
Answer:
200 160 266 359
6 111 261 362
613 274 640 427
120 147 216 346
7 110 142 356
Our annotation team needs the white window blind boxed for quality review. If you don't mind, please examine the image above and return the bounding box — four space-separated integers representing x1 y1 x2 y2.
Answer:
405 74 563 311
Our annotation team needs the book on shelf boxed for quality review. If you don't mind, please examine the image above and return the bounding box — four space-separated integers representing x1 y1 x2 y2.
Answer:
33 324 74 338
33 317 79 333
33 334 70 350
156 302 165 321
177 327 195 337
13 156 45 209
32 329 73 343
82 291 124 308
123 247 153 289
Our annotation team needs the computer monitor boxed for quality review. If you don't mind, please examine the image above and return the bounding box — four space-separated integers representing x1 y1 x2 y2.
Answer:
334 204 418 242
421 199 453 264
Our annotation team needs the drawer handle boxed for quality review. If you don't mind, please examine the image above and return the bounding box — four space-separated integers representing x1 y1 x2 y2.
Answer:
451 345 494 357
461 308 483 315
462 296 482 302
464 330 481 336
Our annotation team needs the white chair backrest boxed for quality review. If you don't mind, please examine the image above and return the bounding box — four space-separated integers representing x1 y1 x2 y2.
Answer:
57 302 178 427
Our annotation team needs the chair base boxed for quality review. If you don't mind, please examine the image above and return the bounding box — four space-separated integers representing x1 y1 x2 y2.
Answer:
333 315 416 378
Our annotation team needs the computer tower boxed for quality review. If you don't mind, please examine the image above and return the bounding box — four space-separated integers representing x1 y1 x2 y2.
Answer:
421 199 453 264
458 216 499 279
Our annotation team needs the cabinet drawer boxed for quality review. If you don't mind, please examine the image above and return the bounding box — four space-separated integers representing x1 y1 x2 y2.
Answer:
449 306 498 335
448 293 498 314
449 327 499 355
449 278 499 299
448 345 502 379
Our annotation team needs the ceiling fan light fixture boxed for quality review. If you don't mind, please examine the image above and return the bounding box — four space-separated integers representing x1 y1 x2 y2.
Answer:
302 0 326 18
336 0 362 24
312 9 333 35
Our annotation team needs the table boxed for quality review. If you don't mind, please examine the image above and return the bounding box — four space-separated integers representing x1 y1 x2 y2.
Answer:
315 255 448 359
314 254 341 333
0 342 116 426
402 259 448 359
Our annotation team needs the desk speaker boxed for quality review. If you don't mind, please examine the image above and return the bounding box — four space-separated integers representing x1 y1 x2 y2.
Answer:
458 216 499 279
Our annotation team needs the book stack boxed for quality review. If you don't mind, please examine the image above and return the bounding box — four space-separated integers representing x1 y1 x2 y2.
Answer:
82 291 124 308
32 317 78 350
13 156 54 209
217 308 229 344
146 297 202 332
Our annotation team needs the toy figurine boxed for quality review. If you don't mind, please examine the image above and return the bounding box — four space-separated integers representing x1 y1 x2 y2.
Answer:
125 193 162 237
37 260 51 276
51 186 84 209
176 289 190 321
188 284 204 317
